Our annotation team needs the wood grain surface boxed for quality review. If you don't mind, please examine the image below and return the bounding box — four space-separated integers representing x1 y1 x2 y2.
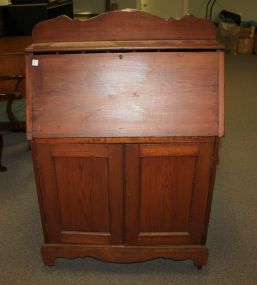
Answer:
28 52 221 138
33 142 124 245
27 9 224 267
0 36 32 96
41 244 208 267
26 39 223 53
31 11 217 43
125 142 214 245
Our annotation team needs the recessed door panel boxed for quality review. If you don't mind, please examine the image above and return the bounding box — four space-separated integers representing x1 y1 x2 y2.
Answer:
34 142 123 245
139 155 195 233
125 143 214 245
54 156 110 233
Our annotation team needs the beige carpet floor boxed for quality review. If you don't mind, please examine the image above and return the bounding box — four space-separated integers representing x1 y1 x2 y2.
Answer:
0 55 256 285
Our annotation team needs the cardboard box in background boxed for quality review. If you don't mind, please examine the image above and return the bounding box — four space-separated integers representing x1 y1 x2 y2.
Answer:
218 21 240 55
239 26 255 39
238 26 255 54
238 38 254 54
254 34 257 54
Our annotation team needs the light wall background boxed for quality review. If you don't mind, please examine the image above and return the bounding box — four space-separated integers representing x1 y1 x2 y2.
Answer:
0 0 9 5
63 0 257 21
73 0 106 14
189 0 257 21
73 0 137 14
73 0 187 18
138 0 188 19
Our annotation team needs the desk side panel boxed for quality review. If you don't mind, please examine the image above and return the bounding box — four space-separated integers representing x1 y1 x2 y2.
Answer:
29 52 220 138
26 54 33 140
218 51 225 137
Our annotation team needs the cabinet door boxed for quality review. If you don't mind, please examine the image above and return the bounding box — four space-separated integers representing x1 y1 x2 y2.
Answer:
33 142 123 245
125 142 214 245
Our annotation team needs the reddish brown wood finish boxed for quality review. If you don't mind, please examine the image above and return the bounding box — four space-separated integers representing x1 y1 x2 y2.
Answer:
125 142 214 245
33 136 216 144
32 142 124 245
41 244 208 267
27 52 221 138
0 36 32 96
0 36 32 55
32 138 217 267
32 11 217 43
27 10 224 268
202 137 220 244
218 51 225 137
26 39 223 53
25 55 33 140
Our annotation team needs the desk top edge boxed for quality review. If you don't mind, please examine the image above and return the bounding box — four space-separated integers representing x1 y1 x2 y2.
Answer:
26 39 224 53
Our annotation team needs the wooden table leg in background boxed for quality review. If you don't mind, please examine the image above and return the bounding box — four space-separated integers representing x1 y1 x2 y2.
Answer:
0 75 26 172
0 134 7 172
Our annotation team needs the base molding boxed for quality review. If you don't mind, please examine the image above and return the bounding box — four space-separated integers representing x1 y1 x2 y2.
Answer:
41 244 208 268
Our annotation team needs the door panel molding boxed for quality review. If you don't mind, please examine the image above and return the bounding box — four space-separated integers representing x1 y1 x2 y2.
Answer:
125 142 213 245
34 143 124 245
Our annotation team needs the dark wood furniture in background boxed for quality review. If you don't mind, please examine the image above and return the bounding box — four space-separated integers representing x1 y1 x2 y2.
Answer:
0 75 24 171
0 75 25 130
0 133 6 171
6 0 73 35
26 10 224 268
0 6 7 37
0 36 31 94
0 36 31 171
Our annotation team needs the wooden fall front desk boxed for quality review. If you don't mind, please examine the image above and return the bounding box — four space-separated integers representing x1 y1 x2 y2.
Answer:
26 11 224 268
